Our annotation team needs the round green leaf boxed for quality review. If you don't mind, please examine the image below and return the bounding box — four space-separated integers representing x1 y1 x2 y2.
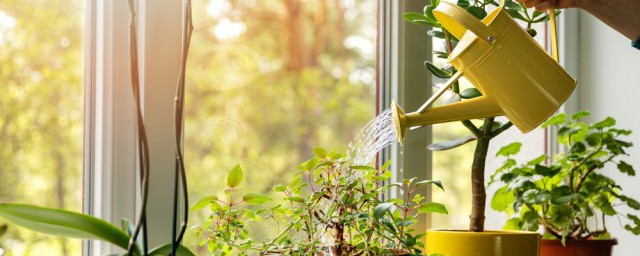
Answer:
191 195 218 211
460 88 482 99
374 202 395 219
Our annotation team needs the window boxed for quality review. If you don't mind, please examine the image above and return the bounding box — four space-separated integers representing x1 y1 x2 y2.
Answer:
0 0 84 255
183 0 377 252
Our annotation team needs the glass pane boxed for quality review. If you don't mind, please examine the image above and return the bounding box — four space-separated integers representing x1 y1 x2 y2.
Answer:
184 0 377 253
0 1 84 255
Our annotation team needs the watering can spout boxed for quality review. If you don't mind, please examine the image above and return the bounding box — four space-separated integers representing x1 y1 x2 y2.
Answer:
391 97 503 143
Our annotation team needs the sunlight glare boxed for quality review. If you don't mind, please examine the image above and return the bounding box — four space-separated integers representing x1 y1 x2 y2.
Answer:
214 18 245 41
207 0 232 19
0 11 17 45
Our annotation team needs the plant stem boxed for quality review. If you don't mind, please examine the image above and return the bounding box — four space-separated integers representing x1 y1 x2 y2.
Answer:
469 118 493 232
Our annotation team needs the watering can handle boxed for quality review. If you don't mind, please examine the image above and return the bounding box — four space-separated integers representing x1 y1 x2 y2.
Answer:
549 8 559 62
433 2 495 45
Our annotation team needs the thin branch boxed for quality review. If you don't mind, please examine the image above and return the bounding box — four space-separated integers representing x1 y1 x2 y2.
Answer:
461 120 481 137
490 121 513 138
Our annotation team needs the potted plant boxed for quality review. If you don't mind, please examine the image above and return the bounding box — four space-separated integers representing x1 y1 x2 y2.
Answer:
191 147 448 255
399 0 559 255
491 111 640 256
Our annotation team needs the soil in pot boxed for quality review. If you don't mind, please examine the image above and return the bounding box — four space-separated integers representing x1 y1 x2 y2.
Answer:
540 239 617 256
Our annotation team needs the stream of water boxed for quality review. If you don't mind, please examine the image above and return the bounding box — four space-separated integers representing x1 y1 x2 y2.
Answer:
346 108 397 166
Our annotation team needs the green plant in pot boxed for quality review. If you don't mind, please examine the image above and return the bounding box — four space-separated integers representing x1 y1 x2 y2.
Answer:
192 147 448 255
396 0 565 255
491 111 640 256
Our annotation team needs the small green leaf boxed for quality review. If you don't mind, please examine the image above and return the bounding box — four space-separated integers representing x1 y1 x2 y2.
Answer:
274 185 287 192
542 113 567 128
242 194 271 205
585 133 602 146
427 136 476 151
424 61 452 78
285 197 306 204
351 165 376 171
191 195 218 211
503 218 523 230
402 12 441 27
227 164 244 188
491 187 516 212
496 142 522 157
466 6 487 19
619 195 640 210
618 161 636 176
414 180 444 191
526 155 547 166
571 110 590 120
313 147 328 158
569 142 586 154
460 88 483 99
428 30 445 39
374 202 395 219
505 9 528 22
534 165 559 177
592 117 616 129
594 194 616 216
419 202 448 214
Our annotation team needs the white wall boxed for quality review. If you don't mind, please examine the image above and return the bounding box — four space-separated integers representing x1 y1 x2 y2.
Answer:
578 11 640 256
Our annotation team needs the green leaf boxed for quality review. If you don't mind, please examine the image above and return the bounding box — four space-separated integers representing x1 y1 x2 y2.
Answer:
274 185 287 192
313 147 328 158
619 195 640 210
526 155 547 166
570 110 590 120
496 142 522 157
585 133 602 147
460 88 483 99
242 194 271 205
427 136 476 151
548 205 572 227
191 195 218 211
148 243 197 256
466 6 487 19
594 194 616 216
424 61 452 78
419 202 448 214
414 180 444 191
351 165 376 171
428 31 446 39
521 211 540 231
542 113 567 128
491 187 516 212
550 186 579 204
592 117 616 129
227 164 244 188
374 202 395 219
0 203 131 251
503 218 523 230
569 142 586 154
618 161 636 176
505 9 528 22
121 219 142 252
285 196 306 204
402 12 441 27
534 165 559 177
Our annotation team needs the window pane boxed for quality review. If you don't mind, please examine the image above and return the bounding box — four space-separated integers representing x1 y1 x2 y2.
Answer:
0 1 84 255
184 0 377 252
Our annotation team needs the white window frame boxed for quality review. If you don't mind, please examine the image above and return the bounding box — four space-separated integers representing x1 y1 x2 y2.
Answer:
84 0 186 254
378 0 433 233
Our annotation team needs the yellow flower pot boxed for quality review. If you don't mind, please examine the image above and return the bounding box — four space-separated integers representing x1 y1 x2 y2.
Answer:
426 230 540 256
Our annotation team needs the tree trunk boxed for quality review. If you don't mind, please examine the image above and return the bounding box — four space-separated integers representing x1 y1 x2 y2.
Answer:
469 134 490 232
282 0 306 71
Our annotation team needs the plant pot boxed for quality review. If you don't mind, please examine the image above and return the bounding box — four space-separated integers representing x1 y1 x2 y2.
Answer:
425 229 540 256
540 239 617 256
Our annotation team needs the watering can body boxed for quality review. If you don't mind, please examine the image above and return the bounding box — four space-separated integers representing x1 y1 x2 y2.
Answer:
392 2 576 142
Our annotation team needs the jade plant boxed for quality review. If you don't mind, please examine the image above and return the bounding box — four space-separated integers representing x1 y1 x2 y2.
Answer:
192 147 447 255
403 0 560 232
491 111 640 241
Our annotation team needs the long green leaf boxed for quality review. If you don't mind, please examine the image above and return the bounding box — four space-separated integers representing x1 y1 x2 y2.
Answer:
0 203 131 251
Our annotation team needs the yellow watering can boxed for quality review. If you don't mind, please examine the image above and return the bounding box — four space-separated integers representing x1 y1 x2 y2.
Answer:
392 1 576 143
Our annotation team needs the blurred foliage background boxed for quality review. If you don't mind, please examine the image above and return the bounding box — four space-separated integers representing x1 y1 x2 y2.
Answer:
0 0 83 255
182 0 378 253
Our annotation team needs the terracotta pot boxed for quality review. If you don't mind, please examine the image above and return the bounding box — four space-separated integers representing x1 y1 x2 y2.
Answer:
425 229 540 256
540 239 617 256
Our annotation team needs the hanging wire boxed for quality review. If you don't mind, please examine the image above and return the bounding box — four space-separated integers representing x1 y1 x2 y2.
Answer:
171 0 194 255
127 0 150 255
